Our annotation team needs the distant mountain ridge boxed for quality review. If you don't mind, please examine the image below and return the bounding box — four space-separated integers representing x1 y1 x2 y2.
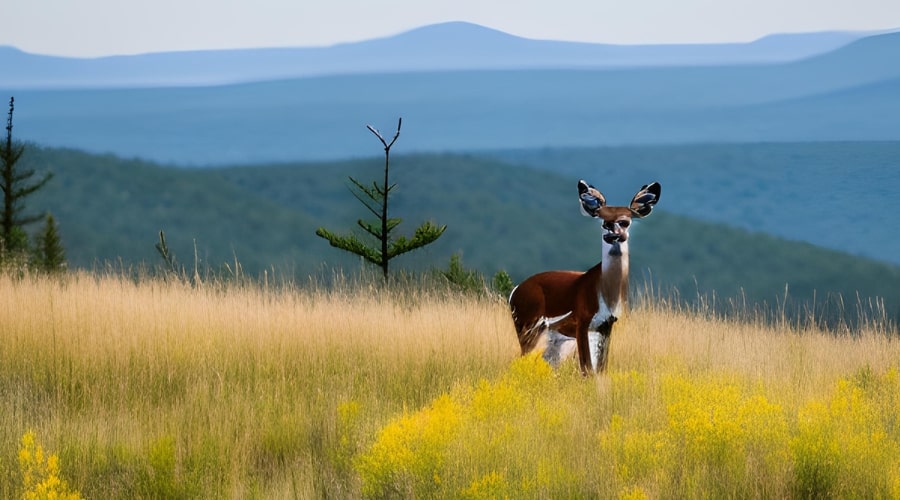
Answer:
0 21 883 89
4 30 900 165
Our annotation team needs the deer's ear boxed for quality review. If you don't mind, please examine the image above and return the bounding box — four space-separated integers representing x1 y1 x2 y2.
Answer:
578 180 606 217
630 182 661 218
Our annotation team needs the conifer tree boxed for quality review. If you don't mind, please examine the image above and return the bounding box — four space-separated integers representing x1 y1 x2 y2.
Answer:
34 213 66 273
0 97 53 259
316 118 446 280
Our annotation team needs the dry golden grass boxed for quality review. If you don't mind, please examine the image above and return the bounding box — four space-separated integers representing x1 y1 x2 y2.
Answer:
1 270 897 498
618 298 899 400
1 271 515 497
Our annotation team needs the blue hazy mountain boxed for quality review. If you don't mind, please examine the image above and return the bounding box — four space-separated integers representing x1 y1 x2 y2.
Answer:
3 30 899 165
0 21 875 89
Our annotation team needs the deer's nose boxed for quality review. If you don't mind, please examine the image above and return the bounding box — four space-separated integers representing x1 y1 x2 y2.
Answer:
603 232 627 244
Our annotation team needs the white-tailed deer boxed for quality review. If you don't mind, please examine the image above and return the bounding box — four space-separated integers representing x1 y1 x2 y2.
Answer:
508 180 660 375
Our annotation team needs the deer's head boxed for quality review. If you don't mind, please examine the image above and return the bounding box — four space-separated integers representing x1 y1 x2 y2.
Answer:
578 180 661 255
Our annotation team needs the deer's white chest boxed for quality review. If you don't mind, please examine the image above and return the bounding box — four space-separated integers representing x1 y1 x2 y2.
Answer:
590 296 622 330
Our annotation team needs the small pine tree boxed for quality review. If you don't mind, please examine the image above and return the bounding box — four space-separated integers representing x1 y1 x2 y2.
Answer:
437 253 515 298
440 253 486 293
34 212 66 273
316 118 446 281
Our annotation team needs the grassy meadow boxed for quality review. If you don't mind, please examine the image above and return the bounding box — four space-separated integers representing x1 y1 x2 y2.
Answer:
1 271 899 498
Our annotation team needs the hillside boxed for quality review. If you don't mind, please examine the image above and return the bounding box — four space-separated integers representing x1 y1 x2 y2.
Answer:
4 32 900 165
488 141 900 267
22 146 900 324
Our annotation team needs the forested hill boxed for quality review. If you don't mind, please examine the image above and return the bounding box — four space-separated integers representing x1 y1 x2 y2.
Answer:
23 145 900 324
487 141 900 267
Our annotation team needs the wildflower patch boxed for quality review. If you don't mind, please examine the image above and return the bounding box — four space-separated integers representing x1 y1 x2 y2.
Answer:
355 354 590 498
18 431 83 500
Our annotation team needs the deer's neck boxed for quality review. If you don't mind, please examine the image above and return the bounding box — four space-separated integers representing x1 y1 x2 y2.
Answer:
595 240 629 323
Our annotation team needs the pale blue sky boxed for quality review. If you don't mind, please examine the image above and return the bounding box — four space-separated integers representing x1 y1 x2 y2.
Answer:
4 0 900 57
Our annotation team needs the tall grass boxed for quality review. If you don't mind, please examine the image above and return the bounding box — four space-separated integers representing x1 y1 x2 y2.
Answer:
1 271 897 498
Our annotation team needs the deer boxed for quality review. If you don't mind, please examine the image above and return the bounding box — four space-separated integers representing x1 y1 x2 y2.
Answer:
508 179 661 376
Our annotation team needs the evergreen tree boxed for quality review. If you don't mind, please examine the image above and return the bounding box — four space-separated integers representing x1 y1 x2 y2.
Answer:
439 253 485 293
0 97 53 259
316 118 446 281
34 213 66 273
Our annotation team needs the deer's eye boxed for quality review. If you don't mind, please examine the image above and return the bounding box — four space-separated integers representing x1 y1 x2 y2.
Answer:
602 221 614 231
618 220 631 229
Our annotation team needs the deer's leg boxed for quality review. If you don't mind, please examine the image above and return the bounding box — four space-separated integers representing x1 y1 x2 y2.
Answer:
593 318 616 373
519 311 573 356
518 321 544 355
576 322 593 376
588 330 602 373
542 329 576 368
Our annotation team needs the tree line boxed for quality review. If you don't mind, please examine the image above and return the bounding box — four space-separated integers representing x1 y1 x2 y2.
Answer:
0 96 65 273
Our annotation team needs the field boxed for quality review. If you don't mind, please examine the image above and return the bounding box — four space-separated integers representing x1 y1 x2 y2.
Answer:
1 271 899 498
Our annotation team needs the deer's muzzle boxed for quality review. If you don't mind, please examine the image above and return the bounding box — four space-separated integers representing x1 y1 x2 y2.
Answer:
603 233 626 244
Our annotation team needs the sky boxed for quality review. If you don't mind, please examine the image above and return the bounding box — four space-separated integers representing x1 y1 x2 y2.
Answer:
4 0 900 58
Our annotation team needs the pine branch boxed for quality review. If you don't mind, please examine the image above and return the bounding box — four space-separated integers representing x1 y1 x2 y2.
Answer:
356 219 382 239
386 221 447 259
366 117 402 152
356 218 401 239
315 227 383 265
348 178 383 219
